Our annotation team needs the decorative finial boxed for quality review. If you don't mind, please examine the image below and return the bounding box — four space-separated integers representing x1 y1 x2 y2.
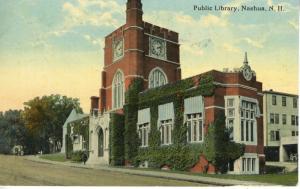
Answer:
244 52 248 65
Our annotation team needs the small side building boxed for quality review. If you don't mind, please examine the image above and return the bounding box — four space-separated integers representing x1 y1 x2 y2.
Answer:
61 109 89 154
263 90 298 162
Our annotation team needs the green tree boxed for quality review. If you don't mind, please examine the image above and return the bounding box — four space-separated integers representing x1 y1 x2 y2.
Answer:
22 95 82 154
0 110 26 154
203 113 245 173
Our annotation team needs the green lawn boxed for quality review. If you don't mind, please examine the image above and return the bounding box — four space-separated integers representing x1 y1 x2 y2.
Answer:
198 172 298 186
39 153 67 162
123 167 298 186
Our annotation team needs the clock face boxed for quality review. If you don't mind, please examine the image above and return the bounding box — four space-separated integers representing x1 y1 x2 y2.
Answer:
113 39 124 61
150 37 166 59
242 67 253 81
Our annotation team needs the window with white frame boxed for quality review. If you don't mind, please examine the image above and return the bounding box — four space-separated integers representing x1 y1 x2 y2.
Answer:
160 119 173 145
149 68 167 89
227 119 234 141
291 115 297 126
282 114 287 125
158 103 174 146
242 157 256 173
112 71 124 109
187 113 203 143
225 98 236 141
270 130 280 141
240 100 256 143
138 123 150 147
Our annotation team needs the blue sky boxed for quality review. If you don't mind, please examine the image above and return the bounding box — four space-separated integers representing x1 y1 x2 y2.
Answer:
0 0 298 112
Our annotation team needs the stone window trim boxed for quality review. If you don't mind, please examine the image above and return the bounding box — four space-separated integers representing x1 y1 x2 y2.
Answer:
112 37 124 62
148 67 168 89
149 36 167 61
186 113 204 143
159 119 173 146
240 153 259 174
112 70 125 110
138 123 150 148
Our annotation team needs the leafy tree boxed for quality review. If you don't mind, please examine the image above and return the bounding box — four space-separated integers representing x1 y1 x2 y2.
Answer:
22 94 82 154
0 110 26 154
203 113 245 173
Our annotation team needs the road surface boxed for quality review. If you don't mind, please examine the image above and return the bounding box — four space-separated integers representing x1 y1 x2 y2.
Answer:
0 155 207 186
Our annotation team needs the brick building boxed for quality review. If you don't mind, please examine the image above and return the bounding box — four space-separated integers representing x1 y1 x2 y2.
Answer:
87 0 265 174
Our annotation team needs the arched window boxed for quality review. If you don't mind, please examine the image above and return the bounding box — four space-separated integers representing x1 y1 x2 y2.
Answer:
149 68 168 89
112 71 124 109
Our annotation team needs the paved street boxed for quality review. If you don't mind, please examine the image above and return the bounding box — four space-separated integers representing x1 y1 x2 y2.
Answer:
0 155 206 186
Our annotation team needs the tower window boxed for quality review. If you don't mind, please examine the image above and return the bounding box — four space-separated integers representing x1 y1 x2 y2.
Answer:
149 68 168 88
112 71 124 109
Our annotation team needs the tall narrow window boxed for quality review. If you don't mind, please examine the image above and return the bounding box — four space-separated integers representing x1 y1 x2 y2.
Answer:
250 121 254 142
282 97 286 106
252 158 256 172
275 114 279 124
112 71 124 109
186 113 203 143
291 115 296 126
282 114 287 125
241 120 244 141
240 99 257 143
275 131 280 141
149 68 168 88
160 120 173 145
272 95 277 105
293 97 298 108
270 113 275 124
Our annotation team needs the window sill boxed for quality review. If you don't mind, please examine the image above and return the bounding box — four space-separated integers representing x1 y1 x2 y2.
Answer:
188 141 203 144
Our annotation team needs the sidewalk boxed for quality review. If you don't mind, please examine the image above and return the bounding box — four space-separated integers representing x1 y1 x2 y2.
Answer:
25 155 274 186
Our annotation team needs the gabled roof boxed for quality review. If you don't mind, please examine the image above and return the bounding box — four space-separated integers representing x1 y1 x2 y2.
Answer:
63 109 89 128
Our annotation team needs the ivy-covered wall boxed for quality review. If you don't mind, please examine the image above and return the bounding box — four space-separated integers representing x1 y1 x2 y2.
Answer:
124 78 144 164
122 74 244 172
122 74 215 171
109 113 125 166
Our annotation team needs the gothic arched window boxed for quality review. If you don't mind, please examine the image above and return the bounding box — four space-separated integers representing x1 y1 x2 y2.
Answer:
148 68 168 89
112 71 124 109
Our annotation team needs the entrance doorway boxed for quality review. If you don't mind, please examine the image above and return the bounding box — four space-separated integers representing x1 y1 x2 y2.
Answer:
98 128 104 157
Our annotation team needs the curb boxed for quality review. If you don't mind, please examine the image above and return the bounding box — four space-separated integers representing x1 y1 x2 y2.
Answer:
24 156 275 186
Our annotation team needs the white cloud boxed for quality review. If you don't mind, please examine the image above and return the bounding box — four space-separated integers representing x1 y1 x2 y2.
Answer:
223 43 241 53
62 0 124 29
288 20 299 31
242 38 264 48
199 14 228 27
83 34 104 48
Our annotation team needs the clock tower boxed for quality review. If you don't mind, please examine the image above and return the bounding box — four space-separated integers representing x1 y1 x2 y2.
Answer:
95 0 182 113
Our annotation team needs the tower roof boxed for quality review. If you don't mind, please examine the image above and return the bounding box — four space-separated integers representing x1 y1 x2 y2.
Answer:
127 0 142 10
244 52 248 65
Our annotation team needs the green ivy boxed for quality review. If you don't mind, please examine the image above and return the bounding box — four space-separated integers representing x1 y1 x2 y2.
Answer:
122 74 243 172
203 113 245 173
110 113 125 166
124 78 144 163
132 74 216 171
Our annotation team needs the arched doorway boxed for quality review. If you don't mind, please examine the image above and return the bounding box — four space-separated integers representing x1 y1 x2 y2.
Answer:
98 128 104 157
